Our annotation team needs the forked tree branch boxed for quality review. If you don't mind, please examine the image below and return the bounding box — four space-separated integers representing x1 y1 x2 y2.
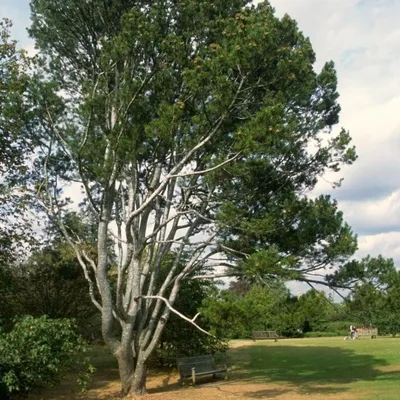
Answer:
189 272 241 280
38 137 102 311
127 76 247 226
168 152 241 178
135 295 212 336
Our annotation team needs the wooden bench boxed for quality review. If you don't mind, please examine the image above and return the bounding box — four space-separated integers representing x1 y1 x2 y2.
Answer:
356 327 378 339
252 330 279 342
176 354 228 386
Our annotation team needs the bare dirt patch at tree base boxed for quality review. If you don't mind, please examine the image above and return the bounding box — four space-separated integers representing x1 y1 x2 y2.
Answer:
34 371 362 400
83 376 362 400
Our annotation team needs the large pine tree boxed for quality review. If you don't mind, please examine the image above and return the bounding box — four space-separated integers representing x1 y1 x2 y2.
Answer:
24 0 357 394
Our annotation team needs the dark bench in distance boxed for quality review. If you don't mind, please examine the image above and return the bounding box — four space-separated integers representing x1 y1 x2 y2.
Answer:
252 330 279 342
177 354 228 386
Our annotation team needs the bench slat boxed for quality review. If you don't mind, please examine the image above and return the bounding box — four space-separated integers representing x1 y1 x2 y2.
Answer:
177 354 228 385
177 355 214 364
189 368 227 377
179 361 217 376
252 331 279 341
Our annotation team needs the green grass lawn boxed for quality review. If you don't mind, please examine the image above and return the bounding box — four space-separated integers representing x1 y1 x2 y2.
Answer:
35 337 400 399
228 337 400 399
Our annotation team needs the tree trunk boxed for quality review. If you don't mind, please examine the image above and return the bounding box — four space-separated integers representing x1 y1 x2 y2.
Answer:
115 343 148 396
116 347 135 395
129 359 147 395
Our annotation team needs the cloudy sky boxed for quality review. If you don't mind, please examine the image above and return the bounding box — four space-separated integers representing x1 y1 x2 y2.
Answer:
2 0 400 271
270 0 400 268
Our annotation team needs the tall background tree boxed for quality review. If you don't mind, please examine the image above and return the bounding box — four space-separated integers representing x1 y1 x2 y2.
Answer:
0 19 38 327
332 256 400 335
26 0 357 395
202 281 291 338
0 18 36 265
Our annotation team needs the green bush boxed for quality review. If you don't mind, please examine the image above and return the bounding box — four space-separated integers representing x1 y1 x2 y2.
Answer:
0 316 92 398
304 331 342 337
149 327 228 368
321 321 358 333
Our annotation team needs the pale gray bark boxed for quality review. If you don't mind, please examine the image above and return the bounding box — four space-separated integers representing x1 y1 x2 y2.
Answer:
36 60 248 396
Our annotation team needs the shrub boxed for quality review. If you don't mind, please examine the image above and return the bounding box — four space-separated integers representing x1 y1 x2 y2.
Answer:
149 327 228 368
0 316 92 398
304 331 346 338
321 321 358 333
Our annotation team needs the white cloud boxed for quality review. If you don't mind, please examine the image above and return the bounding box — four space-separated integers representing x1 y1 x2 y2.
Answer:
269 0 400 267
340 189 400 235
356 232 400 265
23 41 37 57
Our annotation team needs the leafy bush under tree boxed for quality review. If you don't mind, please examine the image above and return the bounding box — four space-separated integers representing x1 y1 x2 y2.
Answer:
0 316 92 398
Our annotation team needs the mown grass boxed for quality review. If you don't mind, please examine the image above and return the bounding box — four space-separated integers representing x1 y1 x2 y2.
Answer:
35 337 400 399
228 337 400 399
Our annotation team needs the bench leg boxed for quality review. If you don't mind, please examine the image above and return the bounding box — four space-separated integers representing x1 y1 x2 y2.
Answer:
225 367 228 381
192 367 196 386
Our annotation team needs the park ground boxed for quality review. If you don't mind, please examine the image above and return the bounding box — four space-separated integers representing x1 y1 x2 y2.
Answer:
34 337 400 400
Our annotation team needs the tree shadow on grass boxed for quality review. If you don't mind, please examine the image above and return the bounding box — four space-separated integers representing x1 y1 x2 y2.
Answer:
32 342 400 399
214 386 290 399
228 343 400 396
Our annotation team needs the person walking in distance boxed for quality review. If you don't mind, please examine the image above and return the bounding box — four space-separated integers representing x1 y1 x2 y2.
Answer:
350 325 358 340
